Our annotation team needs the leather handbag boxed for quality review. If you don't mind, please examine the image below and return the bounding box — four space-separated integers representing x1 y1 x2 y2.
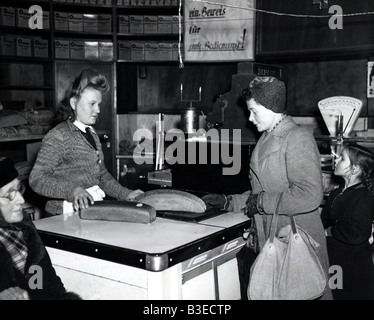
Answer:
248 193 327 300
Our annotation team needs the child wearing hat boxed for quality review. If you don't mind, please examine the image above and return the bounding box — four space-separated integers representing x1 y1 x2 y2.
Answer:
0 157 81 300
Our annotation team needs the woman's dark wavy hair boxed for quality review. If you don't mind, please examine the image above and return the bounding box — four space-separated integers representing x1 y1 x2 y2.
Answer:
54 68 110 124
345 144 374 198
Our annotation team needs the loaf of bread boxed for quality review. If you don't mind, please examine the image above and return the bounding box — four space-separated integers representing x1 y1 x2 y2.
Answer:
135 189 207 213
79 200 156 224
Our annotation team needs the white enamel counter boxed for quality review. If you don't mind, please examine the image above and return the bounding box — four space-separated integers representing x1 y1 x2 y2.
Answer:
34 211 250 300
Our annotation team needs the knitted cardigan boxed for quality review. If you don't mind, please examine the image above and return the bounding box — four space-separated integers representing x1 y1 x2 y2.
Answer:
29 120 131 215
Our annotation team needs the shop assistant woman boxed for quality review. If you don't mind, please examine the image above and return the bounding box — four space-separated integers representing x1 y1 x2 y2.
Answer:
29 68 142 216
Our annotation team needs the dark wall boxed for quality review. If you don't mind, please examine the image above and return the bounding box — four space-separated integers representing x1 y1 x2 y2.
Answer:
117 63 238 115
281 58 370 118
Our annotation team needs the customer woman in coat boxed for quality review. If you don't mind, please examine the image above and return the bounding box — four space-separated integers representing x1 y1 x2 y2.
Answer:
203 76 332 300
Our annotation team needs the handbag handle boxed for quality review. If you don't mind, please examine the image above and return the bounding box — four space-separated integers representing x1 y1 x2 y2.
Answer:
269 192 297 243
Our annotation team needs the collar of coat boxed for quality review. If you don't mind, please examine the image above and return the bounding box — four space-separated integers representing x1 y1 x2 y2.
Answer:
265 116 297 138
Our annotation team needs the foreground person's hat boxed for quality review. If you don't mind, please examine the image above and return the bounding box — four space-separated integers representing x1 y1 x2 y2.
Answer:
249 76 286 113
0 157 18 188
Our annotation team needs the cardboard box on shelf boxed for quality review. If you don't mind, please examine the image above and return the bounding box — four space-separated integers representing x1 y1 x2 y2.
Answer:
118 15 129 33
84 41 99 60
129 15 144 34
83 14 98 33
2 7 15 27
68 13 83 32
118 40 131 60
99 42 113 61
97 14 112 33
172 42 182 61
33 38 49 58
159 42 172 61
144 42 159 61
54 39 70 59
54 11 68 31
130 41 144 61
144 16 158 34
69 40 85 60
16 8 30 29
43 11 50 30
172 15 180 34
16 37 32 57
1 36 15 56
158 15 172 34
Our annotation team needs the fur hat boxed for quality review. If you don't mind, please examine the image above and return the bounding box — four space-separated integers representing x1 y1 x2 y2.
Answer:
0 157 18 188
249 76 286 113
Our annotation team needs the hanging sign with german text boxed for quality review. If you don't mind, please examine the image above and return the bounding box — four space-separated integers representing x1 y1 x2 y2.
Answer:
183 0 255 61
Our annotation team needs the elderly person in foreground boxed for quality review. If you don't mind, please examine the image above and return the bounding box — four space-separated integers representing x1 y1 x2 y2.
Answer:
0 157 81 300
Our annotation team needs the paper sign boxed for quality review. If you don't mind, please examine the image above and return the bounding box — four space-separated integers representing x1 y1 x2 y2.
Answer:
183 0 255 61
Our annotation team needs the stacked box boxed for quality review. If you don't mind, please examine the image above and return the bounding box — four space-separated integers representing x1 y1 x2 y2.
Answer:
43 11 50 30
55 39 70 59
144 16 158 34
164 0 171 5
2 7 16 27
130 41 144 60
1 36 15 56
83 14 98 33
54 11 68 31
17 8 30 28
144 42 159 61
68 13 83 32
70 40 85 59
118 15 129 33
118 40 131 60
171 0 178 5
99 42 113 61
33 38 49 58
84 41 99 60
172 15 180 34
129 15 144 34
157 0 164 6
150 0 157 5
16 37 32 57
159 42 172 61
172 42 182 61
158 16 172 34
97 14 112 33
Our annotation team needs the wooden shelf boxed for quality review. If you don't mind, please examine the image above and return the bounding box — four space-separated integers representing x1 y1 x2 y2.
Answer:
0 135 45 143
0 86 53 90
